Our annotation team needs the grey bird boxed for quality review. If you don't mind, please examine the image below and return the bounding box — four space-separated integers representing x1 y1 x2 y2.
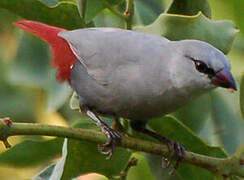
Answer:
14 21 237 170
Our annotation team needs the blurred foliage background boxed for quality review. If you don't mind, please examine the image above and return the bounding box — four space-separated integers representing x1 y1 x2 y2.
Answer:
0 0 244 179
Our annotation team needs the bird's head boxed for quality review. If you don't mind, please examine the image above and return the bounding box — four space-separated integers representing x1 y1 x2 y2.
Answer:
168 40 236 94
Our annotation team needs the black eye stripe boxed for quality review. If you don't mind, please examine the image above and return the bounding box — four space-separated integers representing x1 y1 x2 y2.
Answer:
185 55 216 77
194 60 216 77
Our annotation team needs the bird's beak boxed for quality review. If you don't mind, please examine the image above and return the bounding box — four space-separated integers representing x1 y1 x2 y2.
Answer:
211 67 237 91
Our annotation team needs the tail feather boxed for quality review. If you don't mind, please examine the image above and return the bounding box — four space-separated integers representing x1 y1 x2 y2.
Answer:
13 20 76 83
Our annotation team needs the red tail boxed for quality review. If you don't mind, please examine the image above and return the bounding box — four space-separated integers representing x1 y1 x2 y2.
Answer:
13 20 76 83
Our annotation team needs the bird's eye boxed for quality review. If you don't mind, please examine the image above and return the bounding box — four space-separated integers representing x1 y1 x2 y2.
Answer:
185 55 216 77
194 60 208 73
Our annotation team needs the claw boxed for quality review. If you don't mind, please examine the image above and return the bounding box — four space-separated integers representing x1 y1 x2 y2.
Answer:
85 109 122 159
161 139 174 168
98 145 113 159
98 125 122 159
171 143 185 172
162 157 170 168
163 140 185 175
130 125 185 174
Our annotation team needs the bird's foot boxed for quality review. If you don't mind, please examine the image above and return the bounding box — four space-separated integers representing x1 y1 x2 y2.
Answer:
130 122 185 174
162 139 185 175
85 109 122 159
98 124 122 159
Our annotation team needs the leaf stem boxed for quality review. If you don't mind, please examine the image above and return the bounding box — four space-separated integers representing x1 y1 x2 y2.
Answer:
76 0 87 27
0 121 244 178
114 157 138 180
106 5 128 20
124 0 134 30
240 72 244 119
105 0 134 29
233 143 244 159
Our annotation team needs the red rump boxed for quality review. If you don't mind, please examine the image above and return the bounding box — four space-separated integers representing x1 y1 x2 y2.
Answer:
13 20 76 83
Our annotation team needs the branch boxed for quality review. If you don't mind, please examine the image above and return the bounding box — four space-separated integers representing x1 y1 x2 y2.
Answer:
0 120 244 178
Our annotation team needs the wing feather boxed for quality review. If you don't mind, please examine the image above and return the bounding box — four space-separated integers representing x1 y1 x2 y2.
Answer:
58 28 169 85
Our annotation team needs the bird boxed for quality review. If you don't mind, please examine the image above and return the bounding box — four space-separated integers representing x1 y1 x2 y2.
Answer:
13 20 237 171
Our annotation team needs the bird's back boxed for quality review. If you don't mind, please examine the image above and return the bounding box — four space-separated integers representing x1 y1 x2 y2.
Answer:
59 28 170 86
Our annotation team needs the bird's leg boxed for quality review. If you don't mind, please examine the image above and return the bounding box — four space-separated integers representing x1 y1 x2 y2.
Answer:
130 121 185 173
84 108 122 159
140 128 185 174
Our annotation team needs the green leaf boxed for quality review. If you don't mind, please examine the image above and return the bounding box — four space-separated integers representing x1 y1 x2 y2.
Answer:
76 0 123 23
210 90 244 154
69 92 80 110
198 114 220 146
173 94 211 133
9 34 50 88
240 73 244 120
127 153 155 180
146 116 227 180
51 122 131 179
0 86 36 123
0 138 63 167
232 1 244 35
134 0 164 25
93 9 124 28
0 0 83 29
0 9 18 31
46 70 72 112
33 164 56 180
9 34 72 112
148 116 227 157
134 12 238 54
165 0 211 18
0 59 36 123
62 140 131 179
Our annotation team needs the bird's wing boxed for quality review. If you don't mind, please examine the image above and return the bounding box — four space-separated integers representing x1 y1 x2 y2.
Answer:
58 28 169 85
